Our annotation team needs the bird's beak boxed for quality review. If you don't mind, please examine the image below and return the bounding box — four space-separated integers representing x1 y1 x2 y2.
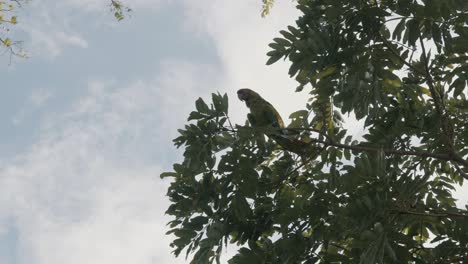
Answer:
237 90 246 101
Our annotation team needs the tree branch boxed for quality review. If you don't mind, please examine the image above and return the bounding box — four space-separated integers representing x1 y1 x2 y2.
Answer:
418 35 462 164
306 137 464 164
419 36 444 120
225 126 468 167
391 208 468 218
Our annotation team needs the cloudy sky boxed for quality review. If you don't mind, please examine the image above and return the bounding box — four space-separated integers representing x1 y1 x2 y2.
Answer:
1 1 466 263
0 1 306 263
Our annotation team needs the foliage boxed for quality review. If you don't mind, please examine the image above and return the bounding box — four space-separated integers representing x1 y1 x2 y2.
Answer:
0 0 130 61
261 0 276 17
110 0 132 21
0 0 26 58
163 0 468 263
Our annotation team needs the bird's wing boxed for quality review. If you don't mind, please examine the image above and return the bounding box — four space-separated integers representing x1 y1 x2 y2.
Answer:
262 102 284 129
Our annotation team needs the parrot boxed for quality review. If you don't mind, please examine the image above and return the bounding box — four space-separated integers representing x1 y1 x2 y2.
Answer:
237 88 308 155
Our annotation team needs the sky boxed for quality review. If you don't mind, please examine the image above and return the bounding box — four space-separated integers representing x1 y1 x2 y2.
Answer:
0 1 466 264
0 1 304 263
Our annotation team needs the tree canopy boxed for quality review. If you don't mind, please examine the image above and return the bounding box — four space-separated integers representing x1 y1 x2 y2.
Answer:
163 0 468 263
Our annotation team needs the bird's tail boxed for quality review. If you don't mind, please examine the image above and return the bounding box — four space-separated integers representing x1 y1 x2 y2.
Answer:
270 135 310 155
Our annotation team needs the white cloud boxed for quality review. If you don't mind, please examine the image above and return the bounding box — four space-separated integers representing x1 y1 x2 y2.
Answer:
16 0 164 58
18 6 89 58
12 89 54 125
25 27 87 58
30 89 53 106
0 59 222 264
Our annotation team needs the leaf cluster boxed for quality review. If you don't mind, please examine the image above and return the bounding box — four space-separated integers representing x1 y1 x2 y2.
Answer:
164 1 468 263
110 0 131 21
0 0 25 59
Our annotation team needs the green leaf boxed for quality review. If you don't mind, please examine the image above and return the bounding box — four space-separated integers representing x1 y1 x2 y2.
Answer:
191 245 211 264
450 78 466 97
392 18 406 41
280 30 296 42
188 111 206 121
273 37 291 47
212 92 228 114
312 65 337 80
222 93 229 114
228 247 262 264
266 53 283 65
289 109 308 120
407 19 420 46
2 38 11 47
114 12 123 21
189 216 209 231
287 25 301 36
232 195 251 220
195 97 210 114
160 172 178 178
432 22 442 47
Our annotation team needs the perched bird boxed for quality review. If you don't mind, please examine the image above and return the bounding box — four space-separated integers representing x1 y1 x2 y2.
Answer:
237 88 308 155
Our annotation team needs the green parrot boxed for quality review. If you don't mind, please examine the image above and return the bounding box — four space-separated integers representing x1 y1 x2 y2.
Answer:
237 88 307 155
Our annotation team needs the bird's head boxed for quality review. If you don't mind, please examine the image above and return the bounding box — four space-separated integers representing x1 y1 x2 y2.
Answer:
237 88 259 106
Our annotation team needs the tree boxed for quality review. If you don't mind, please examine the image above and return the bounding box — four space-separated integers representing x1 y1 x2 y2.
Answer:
0 0 130 60
0 0 24 57
162 0 468 263
261 0 276 17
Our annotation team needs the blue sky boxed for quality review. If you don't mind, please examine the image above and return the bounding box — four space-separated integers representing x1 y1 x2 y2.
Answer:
1 1 467 263
0 1 305 263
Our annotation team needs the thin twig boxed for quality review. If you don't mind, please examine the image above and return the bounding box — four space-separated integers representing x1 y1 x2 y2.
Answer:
386 39 417 52
384 16 409 23
379 34 425 75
